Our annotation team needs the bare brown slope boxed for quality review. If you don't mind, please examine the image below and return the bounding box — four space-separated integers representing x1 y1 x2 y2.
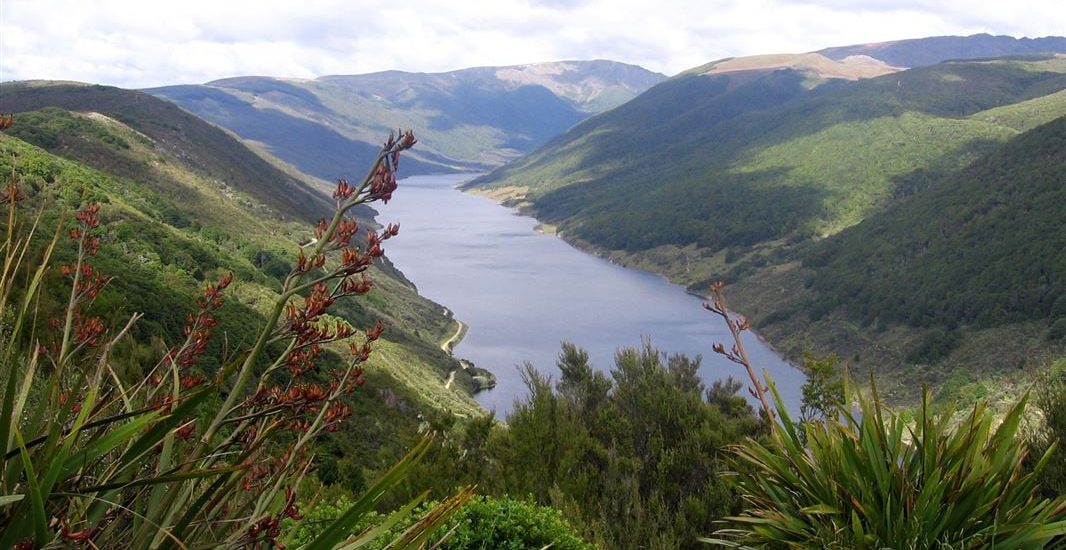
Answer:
695 53 900 80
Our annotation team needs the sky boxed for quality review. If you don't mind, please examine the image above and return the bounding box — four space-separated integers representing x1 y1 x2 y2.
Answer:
2 0 1063 88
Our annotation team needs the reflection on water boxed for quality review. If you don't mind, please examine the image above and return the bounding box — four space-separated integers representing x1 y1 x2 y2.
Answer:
380 174 805 416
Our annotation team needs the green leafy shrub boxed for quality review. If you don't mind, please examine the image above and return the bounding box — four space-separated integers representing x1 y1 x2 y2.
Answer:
707 382 1066 548
702 283 1066 548
1029 358 1066 498
443 495 592 550
290 494 591 550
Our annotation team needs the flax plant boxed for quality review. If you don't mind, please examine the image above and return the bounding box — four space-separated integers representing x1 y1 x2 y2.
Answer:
702 283 1066 549
0 122 470 548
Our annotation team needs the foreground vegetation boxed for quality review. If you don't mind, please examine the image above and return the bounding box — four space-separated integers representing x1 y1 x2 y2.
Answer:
0 122 484 546
712 385 1066 548
698 286 1066 548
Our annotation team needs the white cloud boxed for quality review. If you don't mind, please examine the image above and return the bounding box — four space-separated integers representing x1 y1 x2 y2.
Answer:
1 0 1062 88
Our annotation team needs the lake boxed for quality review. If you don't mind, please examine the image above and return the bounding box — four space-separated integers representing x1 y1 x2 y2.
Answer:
379 174 805 416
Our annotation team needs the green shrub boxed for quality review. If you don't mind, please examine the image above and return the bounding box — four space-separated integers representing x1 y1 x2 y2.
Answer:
444 495 592 550
291 494 591 550
707 381 1066 548
490 341 762 548
1029 358 1066 498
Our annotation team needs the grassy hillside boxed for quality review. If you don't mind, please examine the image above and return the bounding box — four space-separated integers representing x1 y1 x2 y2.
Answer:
0 105 486 489
468 56 1066 403
0 82 331 221
474 57 1066 254
147 61 665 178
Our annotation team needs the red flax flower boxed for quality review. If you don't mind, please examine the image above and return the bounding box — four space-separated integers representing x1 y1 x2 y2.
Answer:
60 527 100 543
75 203 101 230
364 320 385 342
1 181 24 204
171 273 232 369
72 265 108 300
313 218 329 239
340 247 369 273
331 218 359 247
282 487 303 520
341 275 373 295
368 163 399 204
175 421 196 440
365 231 384 258
349 341 372 363
286 344 322 376
74 314 105 347
295 250 327 273
323 402 351 432
332 178 354 202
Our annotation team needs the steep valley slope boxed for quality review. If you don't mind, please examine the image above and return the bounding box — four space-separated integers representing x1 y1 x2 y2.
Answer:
0 82 488 481
469 44 1066 404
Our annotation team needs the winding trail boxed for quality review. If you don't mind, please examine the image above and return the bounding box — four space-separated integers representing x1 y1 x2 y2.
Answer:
440 307 466 389
441 309 465 353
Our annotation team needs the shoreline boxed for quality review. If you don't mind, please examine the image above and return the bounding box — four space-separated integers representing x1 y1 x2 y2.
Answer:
438 307 497 393
439 307 468 354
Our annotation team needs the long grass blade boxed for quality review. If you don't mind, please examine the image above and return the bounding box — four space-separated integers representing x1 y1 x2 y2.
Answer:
306 436 432 550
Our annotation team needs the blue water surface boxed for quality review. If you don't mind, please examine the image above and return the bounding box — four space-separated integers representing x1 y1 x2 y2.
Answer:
380 174 805 416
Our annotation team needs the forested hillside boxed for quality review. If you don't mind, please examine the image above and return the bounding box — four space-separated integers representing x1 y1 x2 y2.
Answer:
474 57 1065 251
724 115 1066 402
804 116 1066 333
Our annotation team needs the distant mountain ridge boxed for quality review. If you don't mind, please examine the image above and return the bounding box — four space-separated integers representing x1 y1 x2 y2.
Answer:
819 33 1066 68
147 60 665 180
314 59 664 113
688 52 901 80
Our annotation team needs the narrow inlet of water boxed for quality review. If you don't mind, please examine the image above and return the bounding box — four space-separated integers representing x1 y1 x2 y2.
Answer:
379 174 805 416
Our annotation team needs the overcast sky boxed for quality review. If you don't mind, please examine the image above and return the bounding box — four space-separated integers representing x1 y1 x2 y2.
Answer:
2 0 1063 88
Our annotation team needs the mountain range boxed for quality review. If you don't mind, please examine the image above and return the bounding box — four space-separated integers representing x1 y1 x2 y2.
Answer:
2 29 1065 548
146 60 664 181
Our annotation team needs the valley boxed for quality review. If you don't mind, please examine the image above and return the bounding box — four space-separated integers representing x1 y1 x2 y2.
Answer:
2 24 1065 549
469 49 1066 405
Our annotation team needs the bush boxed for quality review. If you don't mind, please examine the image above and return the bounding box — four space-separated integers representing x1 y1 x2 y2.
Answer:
490 341 762 548
906 328 960 363
708 382 1066 548
290 494 591 550
1029 358 1066 498
443 496 592 550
